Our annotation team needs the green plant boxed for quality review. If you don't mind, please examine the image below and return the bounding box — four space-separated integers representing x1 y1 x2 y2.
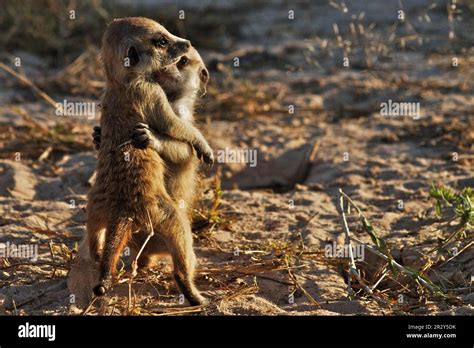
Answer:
429 184 473 226
429 184 473 250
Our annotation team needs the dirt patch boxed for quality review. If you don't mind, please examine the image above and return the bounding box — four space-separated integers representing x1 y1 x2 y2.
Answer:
0 0 472 316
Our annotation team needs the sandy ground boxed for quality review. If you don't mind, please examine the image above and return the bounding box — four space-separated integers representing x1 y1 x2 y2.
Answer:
0 0 472 315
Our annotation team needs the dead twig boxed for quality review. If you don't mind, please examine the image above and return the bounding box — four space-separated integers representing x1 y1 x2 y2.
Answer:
0 62 57 108
0 261 68 270
81 296 100 316
284 257 321 308
149 306 205 316
438 240 474 268
338 188 386 305
128 210 155 313
219 282 259 304
338 188 453 300
352 235 450 298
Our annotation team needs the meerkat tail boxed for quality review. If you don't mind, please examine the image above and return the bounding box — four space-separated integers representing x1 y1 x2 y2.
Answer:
94 217 133 296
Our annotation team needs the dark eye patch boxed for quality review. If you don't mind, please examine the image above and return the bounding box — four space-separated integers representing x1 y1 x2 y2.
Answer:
152 37 168 48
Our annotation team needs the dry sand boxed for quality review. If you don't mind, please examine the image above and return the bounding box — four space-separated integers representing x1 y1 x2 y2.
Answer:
0 0 472 315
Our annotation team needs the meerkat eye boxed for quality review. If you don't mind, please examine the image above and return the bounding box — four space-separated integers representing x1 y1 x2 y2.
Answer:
178 56 189 67
152 37 168 48
157 37 168 47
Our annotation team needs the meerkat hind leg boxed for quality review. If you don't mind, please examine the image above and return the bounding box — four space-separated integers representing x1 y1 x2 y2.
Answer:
130 232 168 268
94 217 133 296
157 208 207 306
169 230 206 306
86 207 107 262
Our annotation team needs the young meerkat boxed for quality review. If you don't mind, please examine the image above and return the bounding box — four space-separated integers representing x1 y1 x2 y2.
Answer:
86 17 210 305
93 46 210 268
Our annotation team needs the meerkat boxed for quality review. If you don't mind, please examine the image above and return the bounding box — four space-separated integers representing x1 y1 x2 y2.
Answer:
86 17 210 305
93 46 209 268
100 17 213 164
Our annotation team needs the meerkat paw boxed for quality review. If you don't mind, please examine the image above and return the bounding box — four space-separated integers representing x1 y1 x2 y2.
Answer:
174 274 209 306
193 142 214 166
131 122 156 150
92 126 101 150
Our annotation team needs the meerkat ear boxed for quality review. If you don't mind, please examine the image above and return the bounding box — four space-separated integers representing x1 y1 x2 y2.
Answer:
126 46 139 66
199 68 209 96
200 68 209 84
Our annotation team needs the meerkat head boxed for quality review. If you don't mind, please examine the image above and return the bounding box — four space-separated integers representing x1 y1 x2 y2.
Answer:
101 17 191 85
151 46 210 101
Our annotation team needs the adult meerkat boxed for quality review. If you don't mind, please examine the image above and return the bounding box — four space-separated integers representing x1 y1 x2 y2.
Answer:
86 17 210 305
93 46 210 268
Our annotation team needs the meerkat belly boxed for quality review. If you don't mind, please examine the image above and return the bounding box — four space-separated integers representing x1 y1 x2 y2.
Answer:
129 149 166 202
97 147 166 216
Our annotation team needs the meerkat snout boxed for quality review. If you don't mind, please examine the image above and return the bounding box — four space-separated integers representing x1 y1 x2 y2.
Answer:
168 39 191 58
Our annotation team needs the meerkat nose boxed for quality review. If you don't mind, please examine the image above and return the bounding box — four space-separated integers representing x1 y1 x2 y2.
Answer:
169 39 191 57
178 39 191 50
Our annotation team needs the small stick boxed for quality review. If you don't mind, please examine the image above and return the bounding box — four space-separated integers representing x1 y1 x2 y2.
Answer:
132 210 155 277
370 267 389 292
112 140 132 152
196 262 305 275
12 298 18 315
255 275 293 286
128 210 155 312
0 261 68 270
81 296 100 316
16 281 67 309
339 190 358 296
438 240 473 268
151 307 204 316
338 189 385 304
48 241 56 278
284 258 321 307
0 62 57 108
350 235 446 296
220 283 259 303
38 146 53 161
339 188 449 299
303 211 319 228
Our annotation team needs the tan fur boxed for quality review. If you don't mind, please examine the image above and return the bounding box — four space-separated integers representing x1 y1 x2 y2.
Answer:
85 17 207 305
133 47 209 267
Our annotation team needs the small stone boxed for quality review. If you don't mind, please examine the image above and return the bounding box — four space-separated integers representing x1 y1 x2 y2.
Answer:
0 271 10 279
294 183 307 191
0 294 9 314
464 293 474 305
